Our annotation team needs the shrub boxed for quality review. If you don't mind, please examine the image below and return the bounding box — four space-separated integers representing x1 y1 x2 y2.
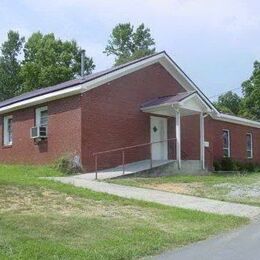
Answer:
214 158 258 173
243 162 255 172
220 157 235 171
233 160 244 172
213 160 221 171
55 154 83 175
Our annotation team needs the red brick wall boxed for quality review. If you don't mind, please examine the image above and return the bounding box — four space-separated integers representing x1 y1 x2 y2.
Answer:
181 115 200 160
81 63 185 171
178 115 260 170
0 95 81 165
205 117 260 168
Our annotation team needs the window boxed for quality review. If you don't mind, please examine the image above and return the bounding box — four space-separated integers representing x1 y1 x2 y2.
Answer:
223 129 230 157
35 106 48 127
246 133 253 159
3 115 13 146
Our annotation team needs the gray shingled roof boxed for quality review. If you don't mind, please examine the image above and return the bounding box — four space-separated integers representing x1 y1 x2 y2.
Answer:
0 52 165 109
141 91 196 109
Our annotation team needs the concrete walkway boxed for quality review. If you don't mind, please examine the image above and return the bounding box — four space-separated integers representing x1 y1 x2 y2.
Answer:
51 176 260 219
153 219 260 260
74 160 172 180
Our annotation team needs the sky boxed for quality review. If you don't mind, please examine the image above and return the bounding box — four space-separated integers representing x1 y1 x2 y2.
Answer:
0 0 259 99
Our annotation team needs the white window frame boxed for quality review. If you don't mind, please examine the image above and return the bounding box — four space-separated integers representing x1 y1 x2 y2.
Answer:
246 133 253 159
3 115 13 146
223 129 231 158
35 106 48 127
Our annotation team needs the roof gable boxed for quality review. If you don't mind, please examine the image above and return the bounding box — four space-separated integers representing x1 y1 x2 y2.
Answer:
0 51 216 113
141 91 212 117
0 51 259 128
141 92 195 109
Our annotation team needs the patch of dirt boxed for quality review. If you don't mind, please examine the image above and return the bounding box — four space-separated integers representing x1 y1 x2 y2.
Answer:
143 182 203 195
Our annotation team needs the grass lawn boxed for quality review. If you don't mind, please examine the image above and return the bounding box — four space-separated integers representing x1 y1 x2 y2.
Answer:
0 165 248 259
108 172 260 207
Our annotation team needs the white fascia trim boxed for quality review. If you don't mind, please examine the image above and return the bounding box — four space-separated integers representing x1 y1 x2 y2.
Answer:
0 85 82 114
214 113 260 129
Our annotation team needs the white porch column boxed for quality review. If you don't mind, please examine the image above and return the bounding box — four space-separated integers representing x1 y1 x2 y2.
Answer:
175 109 181 169
200 112 205 170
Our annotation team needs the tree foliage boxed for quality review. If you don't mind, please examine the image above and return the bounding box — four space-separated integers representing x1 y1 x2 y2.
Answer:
104 23 156 65
240 61 260 120
20 32 95 92
213 61 260 121
213 91 242 115
0 31 95 100
0 31 24 101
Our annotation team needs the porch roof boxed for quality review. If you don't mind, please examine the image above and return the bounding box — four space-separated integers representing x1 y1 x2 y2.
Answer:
141 91 212 116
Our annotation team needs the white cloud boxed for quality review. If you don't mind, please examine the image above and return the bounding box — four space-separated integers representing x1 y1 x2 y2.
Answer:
19 0 260 49
1 0 259 96
22 0 259 30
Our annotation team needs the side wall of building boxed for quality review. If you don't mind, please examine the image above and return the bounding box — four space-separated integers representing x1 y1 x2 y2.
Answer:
205 117 260 169
0 95 81 164
81 63 185 171
178 115 260 170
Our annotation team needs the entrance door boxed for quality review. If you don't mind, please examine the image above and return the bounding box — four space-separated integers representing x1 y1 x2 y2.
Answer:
150 116 168 160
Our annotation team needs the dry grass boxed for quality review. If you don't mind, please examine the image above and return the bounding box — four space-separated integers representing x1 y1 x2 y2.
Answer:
143 182 203 194
0 185 156 221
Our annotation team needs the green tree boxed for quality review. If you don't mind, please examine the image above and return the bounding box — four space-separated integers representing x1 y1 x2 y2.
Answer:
0 31 24 101
213 91 242 115
240 61 260 120
104 23 156 65
20 32 95 93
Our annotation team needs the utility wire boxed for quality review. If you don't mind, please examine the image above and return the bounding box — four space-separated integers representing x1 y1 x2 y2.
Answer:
209 86 241 99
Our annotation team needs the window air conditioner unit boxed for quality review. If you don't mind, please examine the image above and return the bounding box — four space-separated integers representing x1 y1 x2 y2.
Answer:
30 126 48 139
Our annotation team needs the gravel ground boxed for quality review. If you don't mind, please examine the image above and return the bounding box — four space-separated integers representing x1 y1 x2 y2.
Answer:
214 182 260 198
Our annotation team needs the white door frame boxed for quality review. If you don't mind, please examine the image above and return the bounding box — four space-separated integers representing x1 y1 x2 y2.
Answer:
150 116 168 160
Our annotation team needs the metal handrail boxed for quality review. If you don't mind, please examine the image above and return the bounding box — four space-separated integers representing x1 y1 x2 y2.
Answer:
93 138 176 179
